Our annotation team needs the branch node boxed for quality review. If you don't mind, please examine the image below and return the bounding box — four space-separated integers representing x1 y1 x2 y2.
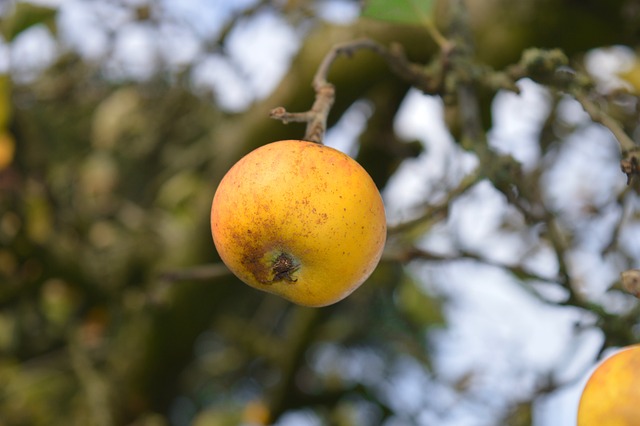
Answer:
269 107 312 125
621 149 640 185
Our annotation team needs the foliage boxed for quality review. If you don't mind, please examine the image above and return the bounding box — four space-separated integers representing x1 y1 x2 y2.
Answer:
362 0 435 26
1 0 640 425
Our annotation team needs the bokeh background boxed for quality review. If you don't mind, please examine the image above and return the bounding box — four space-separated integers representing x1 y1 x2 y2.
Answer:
1 0 640 425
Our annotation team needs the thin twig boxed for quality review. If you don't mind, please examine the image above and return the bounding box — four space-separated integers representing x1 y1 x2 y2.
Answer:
424 20 450 51
387 170 480 235
602 187 631 254
575 93 637 153
271 39 381 144
270 38 439 143
386 246 556 284
575 92 640 184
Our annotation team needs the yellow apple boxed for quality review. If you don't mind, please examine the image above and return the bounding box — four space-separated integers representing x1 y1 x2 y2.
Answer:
210 140 386 307
577 344 640 426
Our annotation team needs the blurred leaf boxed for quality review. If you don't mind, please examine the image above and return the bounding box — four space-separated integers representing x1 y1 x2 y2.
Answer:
502 401 533 426
0 131 15 170
362 0 434 25
0 74 11 129
0 74 13 169
79 151 119 198
192 407 244 426
128 413 168 426
91 87 144 150
0 365 76 425
618 60 640 93
0 312 17 351
242 400 270 426
25 180 53 244
1 2 58 41
396 273 444 328
40 278 78 328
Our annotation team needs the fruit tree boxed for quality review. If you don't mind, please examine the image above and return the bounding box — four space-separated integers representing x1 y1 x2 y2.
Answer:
1 0 639 425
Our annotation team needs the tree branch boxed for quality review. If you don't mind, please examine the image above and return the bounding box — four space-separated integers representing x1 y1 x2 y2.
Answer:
574 92 640 184
508 47 639 184
270 38 441 143
574 93 636 153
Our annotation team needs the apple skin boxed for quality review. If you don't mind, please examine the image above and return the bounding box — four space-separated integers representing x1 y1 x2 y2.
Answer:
577 344 640 426
210 140 386 307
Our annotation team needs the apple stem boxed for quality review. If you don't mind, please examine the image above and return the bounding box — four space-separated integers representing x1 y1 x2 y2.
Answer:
269 82 334 144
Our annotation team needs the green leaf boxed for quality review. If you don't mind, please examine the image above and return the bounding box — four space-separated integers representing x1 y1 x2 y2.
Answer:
1 2 58 42
362 0 435 26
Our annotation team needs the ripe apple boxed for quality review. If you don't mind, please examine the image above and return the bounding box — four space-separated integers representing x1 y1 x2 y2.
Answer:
210 140 386 307
577 344 640 426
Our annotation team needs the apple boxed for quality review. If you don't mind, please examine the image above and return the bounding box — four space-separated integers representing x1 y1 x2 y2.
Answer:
577 344 640 426
210 140 386 307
